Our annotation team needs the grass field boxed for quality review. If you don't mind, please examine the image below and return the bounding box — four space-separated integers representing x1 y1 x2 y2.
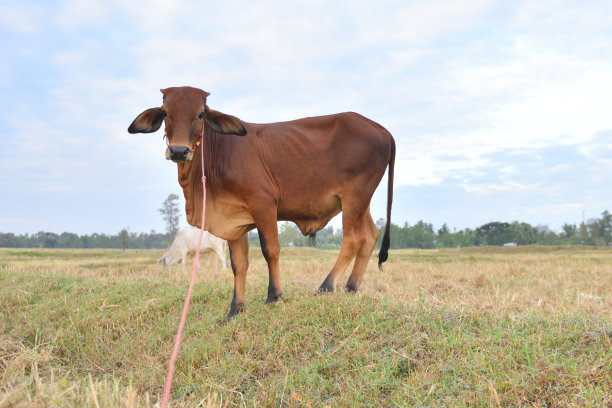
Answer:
1 246 610 407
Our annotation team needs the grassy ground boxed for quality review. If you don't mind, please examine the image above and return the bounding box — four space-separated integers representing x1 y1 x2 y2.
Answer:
0 246 610 407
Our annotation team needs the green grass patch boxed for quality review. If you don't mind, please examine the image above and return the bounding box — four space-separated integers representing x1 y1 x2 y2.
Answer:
0 248 610 407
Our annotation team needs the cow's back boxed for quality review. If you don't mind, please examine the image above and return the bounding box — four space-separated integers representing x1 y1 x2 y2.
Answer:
182 112 393 239
243 112 393 233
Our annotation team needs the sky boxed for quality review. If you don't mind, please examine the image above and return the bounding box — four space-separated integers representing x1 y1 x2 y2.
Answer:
1 0 611 235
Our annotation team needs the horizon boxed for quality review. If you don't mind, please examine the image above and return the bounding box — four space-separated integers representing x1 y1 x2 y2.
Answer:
2 210 608 236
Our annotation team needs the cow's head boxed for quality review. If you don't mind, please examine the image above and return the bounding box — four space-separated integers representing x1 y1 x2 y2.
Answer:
156 253 169 266
128 86 246 163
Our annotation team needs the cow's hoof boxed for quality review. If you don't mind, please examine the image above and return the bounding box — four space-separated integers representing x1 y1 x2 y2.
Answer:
225 304 244 321
265 293 284 304
315 283 335 295
345 282 359 293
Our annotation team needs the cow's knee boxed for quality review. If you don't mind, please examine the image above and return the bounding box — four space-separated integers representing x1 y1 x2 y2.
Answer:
258 231 280 264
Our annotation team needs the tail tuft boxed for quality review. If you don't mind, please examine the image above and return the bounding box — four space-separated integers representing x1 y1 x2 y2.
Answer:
378 232 390 271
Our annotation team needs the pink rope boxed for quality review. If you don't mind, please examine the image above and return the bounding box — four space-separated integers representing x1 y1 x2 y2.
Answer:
160 127 206 408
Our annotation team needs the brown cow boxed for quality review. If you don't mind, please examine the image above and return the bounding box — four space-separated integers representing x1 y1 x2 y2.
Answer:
129 86 395 320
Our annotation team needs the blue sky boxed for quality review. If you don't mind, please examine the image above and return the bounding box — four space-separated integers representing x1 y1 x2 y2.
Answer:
1 0 611 235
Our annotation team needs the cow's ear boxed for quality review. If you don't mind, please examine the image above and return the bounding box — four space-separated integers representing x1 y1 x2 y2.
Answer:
205 109 247 136
128 107 165 134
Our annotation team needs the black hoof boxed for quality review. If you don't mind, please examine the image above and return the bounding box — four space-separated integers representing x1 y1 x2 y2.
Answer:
225 304 244 321
265 293 284 304
345 282 359 293
315 283 335 295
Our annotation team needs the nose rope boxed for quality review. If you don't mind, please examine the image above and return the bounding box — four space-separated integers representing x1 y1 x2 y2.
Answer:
160 117 207 408
186 122 205 152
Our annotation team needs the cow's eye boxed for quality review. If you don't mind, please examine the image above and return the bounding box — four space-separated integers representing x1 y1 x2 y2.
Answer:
198 112 205 119
161 109 167 117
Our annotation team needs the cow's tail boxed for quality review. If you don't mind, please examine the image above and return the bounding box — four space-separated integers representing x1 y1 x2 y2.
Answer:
378 136 395 271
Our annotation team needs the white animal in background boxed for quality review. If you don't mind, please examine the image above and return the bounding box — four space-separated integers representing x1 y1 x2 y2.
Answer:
157 228 227 270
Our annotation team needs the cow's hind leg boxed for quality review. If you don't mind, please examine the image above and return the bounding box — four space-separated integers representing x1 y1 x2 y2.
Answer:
345 211 379 292
317 201 368 293
227 233 249 321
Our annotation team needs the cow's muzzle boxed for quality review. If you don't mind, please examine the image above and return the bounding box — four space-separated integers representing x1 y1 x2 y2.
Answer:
166 146 194 162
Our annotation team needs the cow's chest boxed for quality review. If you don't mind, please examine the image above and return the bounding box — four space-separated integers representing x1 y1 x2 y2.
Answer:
203 195 255 241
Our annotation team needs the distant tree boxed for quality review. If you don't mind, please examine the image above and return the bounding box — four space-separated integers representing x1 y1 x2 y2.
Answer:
119 228 130 250
475 222 513 246
586 218 601 245
316 226 342 249
561 223 577 243
599 210 612 245
159 194 181 242
535 224 558 245
0 233 19 247
58 232 81 248
412 220 436 249
578 222 590 245
510 222 536 245
458 228 477 247
276 222 319 247
437 223 455 248
278 222 299 246
248 230 260 247
437 223 450 236
35 231 58 248
307 233 317 247
141 230 167 249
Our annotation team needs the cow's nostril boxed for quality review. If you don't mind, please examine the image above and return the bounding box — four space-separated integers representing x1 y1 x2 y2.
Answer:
169 146 190 161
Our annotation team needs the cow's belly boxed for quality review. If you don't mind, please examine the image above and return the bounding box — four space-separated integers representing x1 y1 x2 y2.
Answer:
278 194 342 235
202 193 342 239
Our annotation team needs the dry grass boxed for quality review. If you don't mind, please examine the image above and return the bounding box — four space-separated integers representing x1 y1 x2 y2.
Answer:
1 246 610 407
367 247 611 314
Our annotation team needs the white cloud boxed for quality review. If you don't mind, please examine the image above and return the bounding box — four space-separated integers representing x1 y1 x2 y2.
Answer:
462 182 534 195
0 1 45 35
54 0 111 29
345 0 495 45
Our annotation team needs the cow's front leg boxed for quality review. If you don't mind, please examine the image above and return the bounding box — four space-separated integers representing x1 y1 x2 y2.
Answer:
226 233 249 320
253 212 283 304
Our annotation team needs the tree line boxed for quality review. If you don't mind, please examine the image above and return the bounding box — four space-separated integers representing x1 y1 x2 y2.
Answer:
252 210 612 249
2 210 610 249
0 230 169 249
